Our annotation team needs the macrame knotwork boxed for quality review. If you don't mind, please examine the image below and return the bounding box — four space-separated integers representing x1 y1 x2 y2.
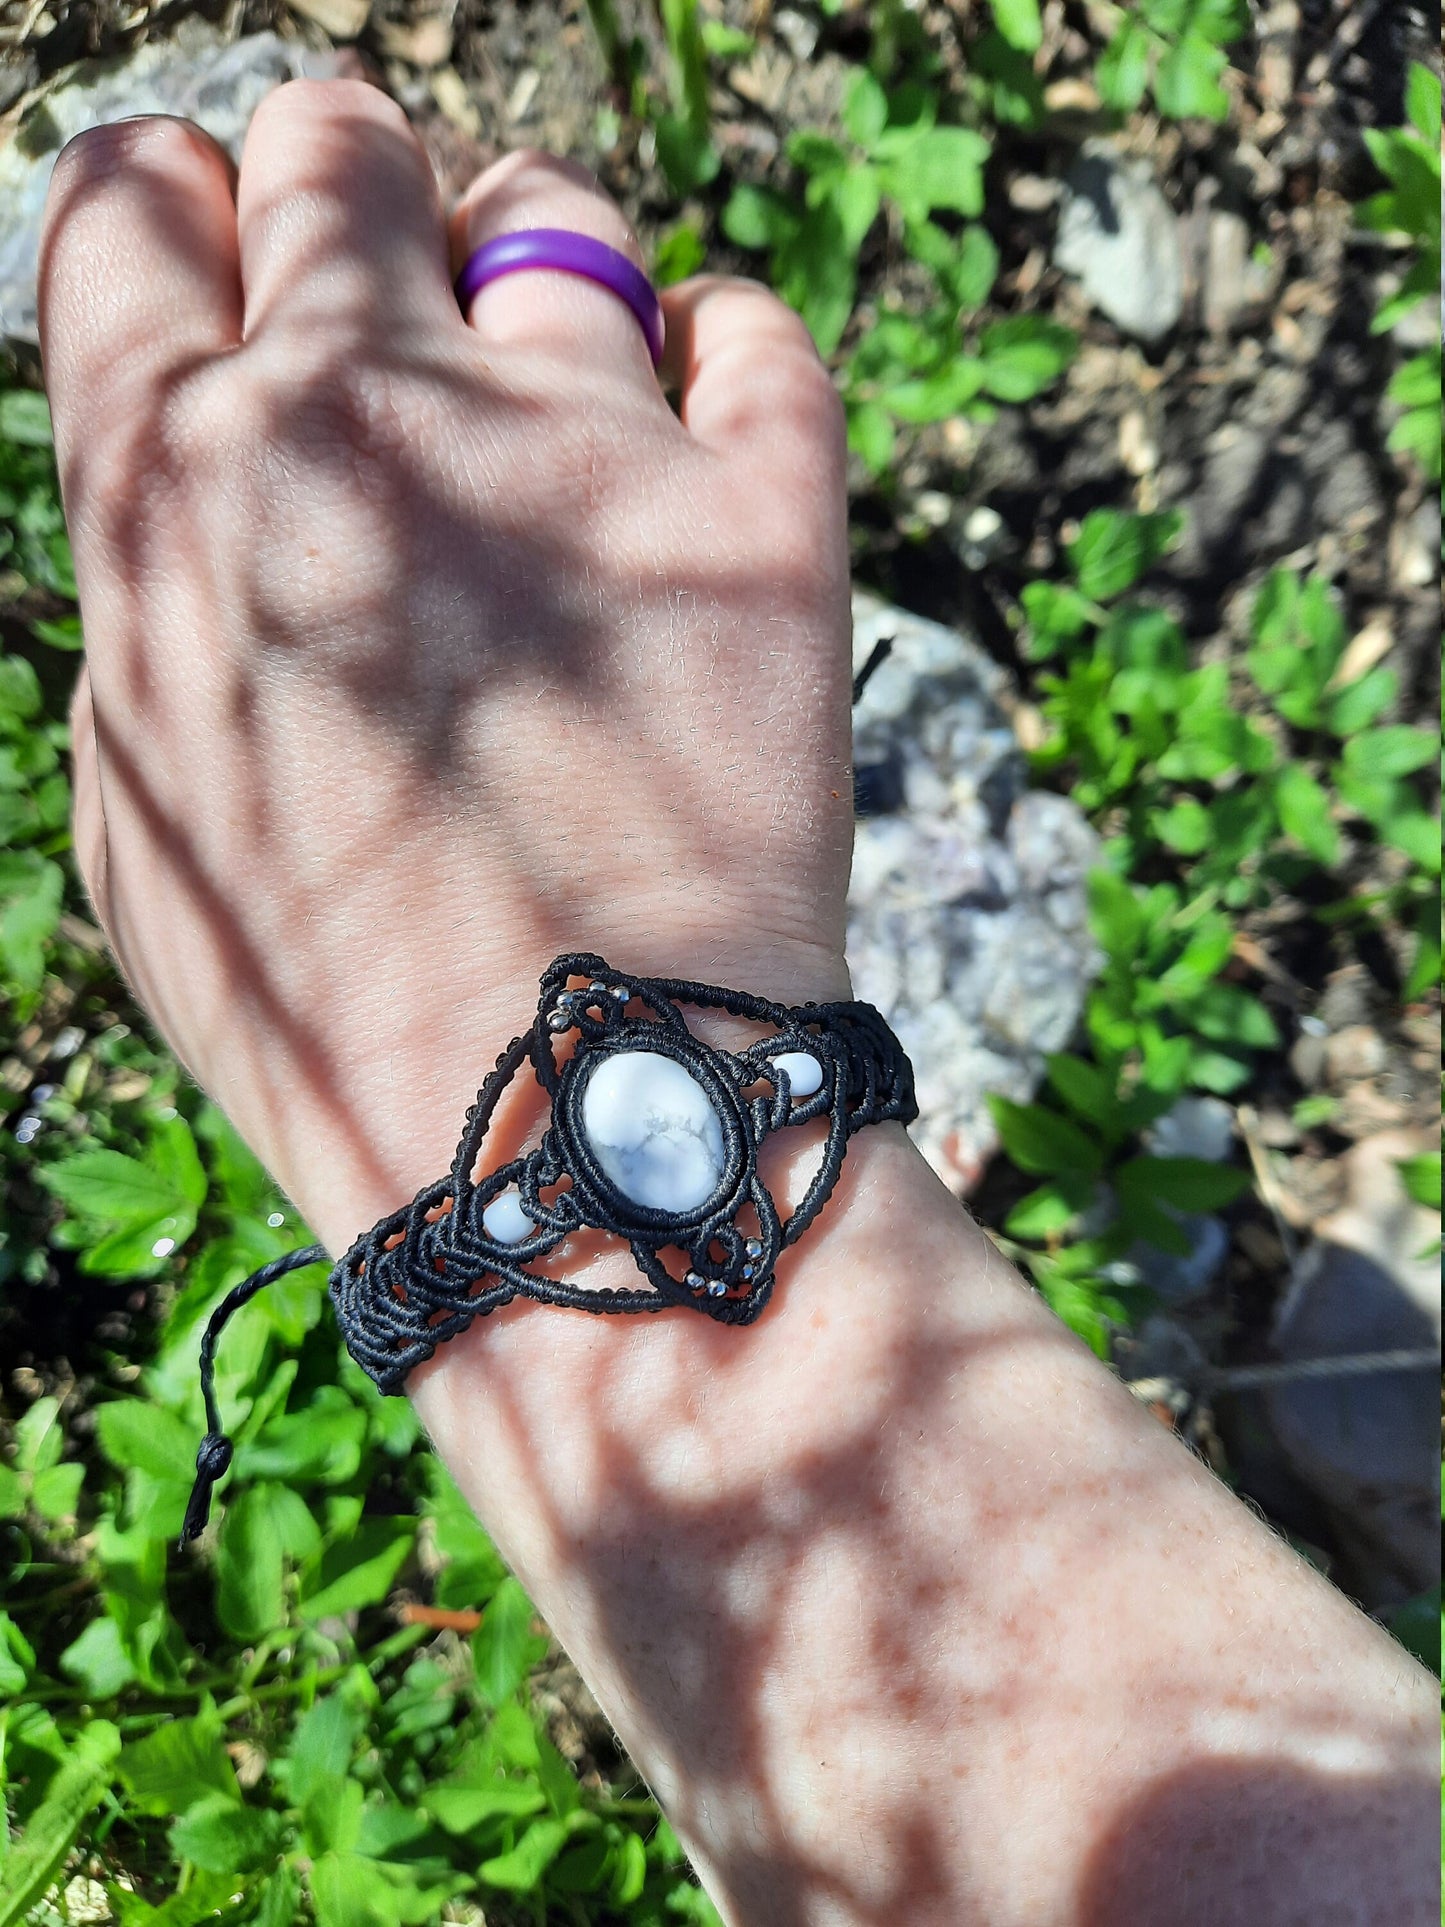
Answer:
332 953 917 1389
181 952 915 1543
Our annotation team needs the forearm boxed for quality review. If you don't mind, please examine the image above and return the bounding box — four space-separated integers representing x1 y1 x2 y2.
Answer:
380 1120 1434 1926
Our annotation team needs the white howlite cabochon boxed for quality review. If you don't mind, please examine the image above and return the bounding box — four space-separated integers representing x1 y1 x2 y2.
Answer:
772 1051 824 1098
581 1051 726 1213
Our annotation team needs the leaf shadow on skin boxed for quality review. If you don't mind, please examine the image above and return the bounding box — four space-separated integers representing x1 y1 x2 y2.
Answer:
1076 1755 1439 1927
45 127 850 1223
413 1167 1438 1927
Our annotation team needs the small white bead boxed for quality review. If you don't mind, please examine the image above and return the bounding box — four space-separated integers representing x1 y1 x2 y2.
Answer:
482 1191 536 1245
772 1051 824 1099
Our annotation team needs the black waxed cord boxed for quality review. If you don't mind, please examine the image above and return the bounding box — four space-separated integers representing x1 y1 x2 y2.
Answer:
852 634 893 704
180 1241 328 1545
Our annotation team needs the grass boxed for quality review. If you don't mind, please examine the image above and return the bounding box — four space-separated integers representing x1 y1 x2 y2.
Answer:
0 11 1438 1922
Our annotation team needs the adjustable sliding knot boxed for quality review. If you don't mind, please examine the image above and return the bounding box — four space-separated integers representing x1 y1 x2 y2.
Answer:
180 1432 234 1546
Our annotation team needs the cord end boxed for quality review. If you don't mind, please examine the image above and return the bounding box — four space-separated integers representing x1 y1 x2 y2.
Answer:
180 1432 234 1547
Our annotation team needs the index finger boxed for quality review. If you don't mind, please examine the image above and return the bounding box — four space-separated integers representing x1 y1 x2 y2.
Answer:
38 115 242 449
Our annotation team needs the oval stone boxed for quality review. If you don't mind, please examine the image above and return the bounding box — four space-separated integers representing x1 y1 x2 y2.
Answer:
482 1189 536 1245
581 1050 726 1214
772 1050 824 1098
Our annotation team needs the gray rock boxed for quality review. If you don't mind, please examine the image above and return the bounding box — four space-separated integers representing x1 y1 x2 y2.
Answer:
847 593 1100 1192
1146 1095 1235 1164
1054 143 1183 344
0 27 350 343
1129 1210 1230 1305
1263 1131 1441 1600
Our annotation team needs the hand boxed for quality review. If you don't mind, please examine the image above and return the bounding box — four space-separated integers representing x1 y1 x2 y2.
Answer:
39 79 854 1249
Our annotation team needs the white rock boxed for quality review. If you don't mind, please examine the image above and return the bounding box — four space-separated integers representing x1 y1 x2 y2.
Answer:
581 1052 725 1213
482 1190 536 1245
772 1051 824 1098
1054 144 1183 344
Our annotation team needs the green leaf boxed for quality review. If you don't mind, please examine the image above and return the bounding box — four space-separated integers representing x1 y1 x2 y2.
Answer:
121 1708 240 1816
0 1610 35 1694
720 185 795 252
653 115 719 195
949 224 1001 311
59 1616 139 1696
652 222 706 288
472 1575 549 1704
0 1723 120 1927
310 1852 467 1927
217 1484 288 1641
977 317 1077 401
1188 982 1279 1049
1115 1156 1250 1212
425 1778 548 1835
284 1693 365 1809
1087 869 1147 959
31 1459 84 1521
1021 582 1096 658
15 1394 64 1472
236 1385 368 1485
1097 16 1151 111
842 68 888 147
1405 61 1441 145
170 1793 281 1872
0 389 54 446
1342 727 1439 780
1154 31 1231 120
1274 765 1341 865
991 0 1041 52
1324 666 1397 736
96 1397 199 1482
1153 798 1211 855
778 203 858 357
0 653 42 721
1067 510 1183 601
1044 1054 1115 1125
422 1458 507 1611
987 1096 1104 1179
479 1817 573 1891
1397 1153 1441 1211
880 125 990 222
1004 1181 1089 1240
299 1516 416 1620
846 399 895 474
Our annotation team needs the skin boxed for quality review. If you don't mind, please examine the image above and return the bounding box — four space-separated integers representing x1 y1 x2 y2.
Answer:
39 80 1437 1927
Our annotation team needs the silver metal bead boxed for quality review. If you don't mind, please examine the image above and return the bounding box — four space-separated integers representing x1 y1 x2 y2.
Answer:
610 984 630 1002
546 1008 573 1033
742 1264 756 1280
686 1271 706 1292
588 981 608 997
744 1238 763 1260
706 1279 728 1297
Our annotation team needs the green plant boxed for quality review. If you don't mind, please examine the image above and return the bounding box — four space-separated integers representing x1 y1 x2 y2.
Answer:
1095 0 1250 122
1357 62 1442 481
724 68 1075 469
1026 514 1441 996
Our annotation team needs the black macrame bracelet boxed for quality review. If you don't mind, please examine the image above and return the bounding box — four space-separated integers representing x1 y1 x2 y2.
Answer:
181 953 916 1544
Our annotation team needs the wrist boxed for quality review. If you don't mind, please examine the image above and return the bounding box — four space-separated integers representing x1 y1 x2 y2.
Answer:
271 928 854 1256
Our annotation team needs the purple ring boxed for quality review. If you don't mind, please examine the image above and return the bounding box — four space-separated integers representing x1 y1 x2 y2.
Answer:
454 227 665 367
